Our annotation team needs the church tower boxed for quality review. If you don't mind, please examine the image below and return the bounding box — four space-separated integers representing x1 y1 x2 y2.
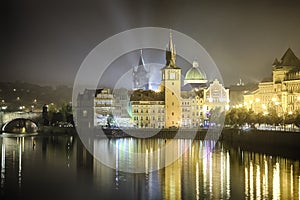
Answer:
133 50 149 90
161 32 182 128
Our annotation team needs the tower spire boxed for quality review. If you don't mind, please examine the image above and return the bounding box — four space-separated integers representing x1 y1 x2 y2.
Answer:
166 31 176 67
169 32 174 53
138 49 144 66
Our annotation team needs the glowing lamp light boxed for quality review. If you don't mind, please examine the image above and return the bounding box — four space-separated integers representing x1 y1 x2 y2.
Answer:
225 105 230 110
255 98 260 102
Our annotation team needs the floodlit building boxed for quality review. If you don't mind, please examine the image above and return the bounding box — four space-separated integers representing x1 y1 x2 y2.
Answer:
130 33 229 128
94 88 114 126
77 33 230 129
130 90 165 128
244 48 300 115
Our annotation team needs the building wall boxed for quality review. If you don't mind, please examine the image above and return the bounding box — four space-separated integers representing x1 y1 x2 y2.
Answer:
94 88 114 126
181 96 206 128
244 68 300 115
162 68 182 128
132 101 165 128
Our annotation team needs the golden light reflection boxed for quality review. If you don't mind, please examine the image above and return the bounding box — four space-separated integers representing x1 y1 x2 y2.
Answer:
263 159 268 198
226 152 230 198
196 162 199 200
18 139 23 188
256 165 261 199
91 138 300 199
220 152 224 196
250 161 254 199
290 164 293 199
273 162 280 200
242 152 299 200
298 176 300 198
1 143 5 189
245 166 249 197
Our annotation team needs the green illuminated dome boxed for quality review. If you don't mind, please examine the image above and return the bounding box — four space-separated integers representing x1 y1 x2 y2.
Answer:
184 61 207 85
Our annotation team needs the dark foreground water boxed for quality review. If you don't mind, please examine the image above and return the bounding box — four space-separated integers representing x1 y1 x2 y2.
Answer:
0 134 299 200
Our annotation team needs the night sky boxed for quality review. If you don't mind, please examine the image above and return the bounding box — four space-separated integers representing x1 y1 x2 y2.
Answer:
2 0 300 87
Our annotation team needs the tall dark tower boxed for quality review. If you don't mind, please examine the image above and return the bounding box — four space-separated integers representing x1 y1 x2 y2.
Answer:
161 32 182 128
133 50 149 90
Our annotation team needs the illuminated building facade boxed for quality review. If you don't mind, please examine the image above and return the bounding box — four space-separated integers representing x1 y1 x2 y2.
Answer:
244 48 300 115
130 34 229 128
77 34 230 129
94 88 114 126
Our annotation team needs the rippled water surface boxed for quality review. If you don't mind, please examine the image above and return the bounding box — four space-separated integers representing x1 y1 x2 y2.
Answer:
0 134 299 199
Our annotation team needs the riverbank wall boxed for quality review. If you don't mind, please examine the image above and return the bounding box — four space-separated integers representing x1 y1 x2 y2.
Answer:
221 128 300 149
38 126 300 150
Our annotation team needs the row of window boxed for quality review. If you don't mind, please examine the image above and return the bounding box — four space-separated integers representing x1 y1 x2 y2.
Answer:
136 123 165 128
133 109 164 113
134 116 165 121
182 112 203 118
182 106 203 112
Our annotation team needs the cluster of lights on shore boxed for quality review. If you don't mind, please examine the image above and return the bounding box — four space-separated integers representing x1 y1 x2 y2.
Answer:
0 98 39 112
233 96 300 116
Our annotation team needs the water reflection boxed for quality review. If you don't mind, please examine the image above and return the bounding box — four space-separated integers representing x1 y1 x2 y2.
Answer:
0 135 299 200
92 139 231 199
243 151 300 199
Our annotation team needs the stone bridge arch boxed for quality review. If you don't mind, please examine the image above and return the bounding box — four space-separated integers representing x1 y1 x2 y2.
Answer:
1 118 38 134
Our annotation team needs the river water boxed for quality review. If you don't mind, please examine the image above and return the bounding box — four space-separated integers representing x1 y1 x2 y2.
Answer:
0 134 299 199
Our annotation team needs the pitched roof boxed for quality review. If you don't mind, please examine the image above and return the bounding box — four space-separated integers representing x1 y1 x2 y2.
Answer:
279 48 300 67
130 89 164 101
272 58 280 65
